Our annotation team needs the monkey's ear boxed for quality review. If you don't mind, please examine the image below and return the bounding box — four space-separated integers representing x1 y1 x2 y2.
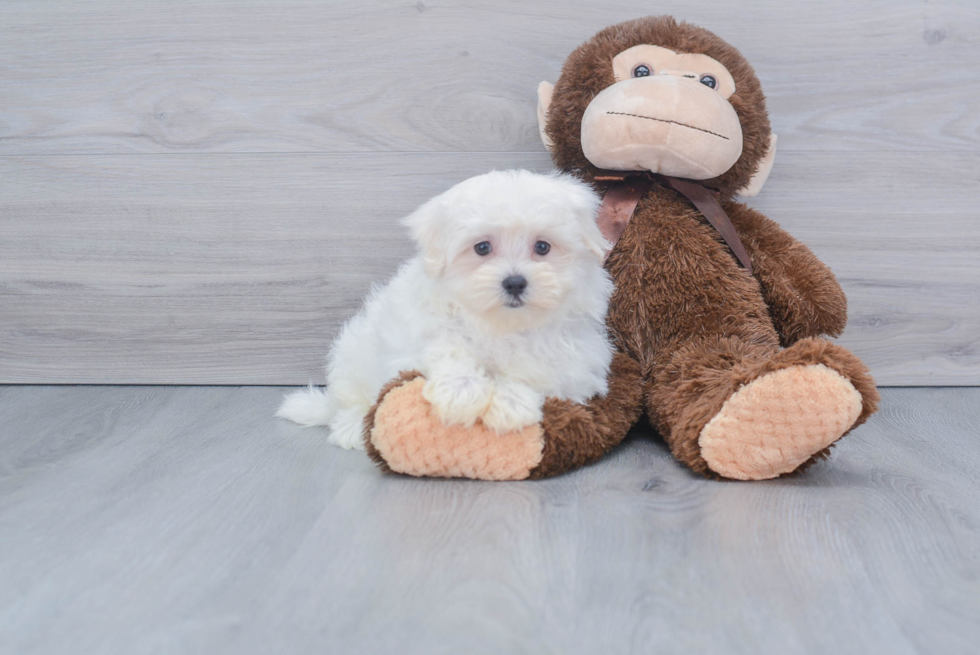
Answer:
736 134 777 197
536 81 555 152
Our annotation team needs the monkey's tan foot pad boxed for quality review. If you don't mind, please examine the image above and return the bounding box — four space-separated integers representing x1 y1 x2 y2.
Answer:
369 377 544 480
699 364 863 481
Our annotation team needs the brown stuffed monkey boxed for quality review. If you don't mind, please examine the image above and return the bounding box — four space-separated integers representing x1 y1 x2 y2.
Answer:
363 16 879 481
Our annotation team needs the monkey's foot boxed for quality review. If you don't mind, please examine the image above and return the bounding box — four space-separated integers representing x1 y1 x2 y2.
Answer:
698 364 863 480
365 374 544 480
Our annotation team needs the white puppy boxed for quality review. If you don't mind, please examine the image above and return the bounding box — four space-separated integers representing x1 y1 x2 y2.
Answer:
277 170 614 449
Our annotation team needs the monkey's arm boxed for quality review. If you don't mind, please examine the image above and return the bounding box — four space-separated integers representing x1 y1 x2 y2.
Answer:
725 202 848 345
529 351 643 478
363 352 643 480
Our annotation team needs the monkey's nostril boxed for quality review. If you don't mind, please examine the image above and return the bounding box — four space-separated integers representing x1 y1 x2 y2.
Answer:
502 275 528 297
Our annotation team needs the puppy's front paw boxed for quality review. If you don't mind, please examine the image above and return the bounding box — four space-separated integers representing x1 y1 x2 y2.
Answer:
482 381 544 434
422 373 494 428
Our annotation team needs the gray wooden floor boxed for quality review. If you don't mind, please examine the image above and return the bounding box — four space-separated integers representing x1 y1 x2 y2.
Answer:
1 386 977 654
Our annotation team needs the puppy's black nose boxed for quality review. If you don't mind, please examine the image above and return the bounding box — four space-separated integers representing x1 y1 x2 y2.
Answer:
502 275 527 297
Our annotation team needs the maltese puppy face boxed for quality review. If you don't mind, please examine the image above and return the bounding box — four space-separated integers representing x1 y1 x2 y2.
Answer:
403 170 608 332
276 170 615 447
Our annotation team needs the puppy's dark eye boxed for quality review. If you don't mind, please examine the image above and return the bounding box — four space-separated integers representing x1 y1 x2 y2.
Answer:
632 64 651 78
700 74 717 89
474 241 492 256
534 241 551 256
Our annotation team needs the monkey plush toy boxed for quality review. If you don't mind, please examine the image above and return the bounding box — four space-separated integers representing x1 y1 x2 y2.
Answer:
362 16 879 481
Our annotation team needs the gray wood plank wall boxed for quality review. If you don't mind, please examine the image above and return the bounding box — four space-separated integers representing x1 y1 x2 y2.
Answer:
1 1 978 385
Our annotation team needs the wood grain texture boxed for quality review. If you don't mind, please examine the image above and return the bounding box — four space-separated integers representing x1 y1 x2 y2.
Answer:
0 0 977 154
0 386 977 654
2 151 977 384
0 0 978 384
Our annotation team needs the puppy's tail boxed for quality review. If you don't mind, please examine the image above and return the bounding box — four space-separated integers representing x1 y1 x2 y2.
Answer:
276 385 338 427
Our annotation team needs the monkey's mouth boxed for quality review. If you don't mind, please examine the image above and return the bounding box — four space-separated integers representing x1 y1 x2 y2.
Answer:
606 111 731 141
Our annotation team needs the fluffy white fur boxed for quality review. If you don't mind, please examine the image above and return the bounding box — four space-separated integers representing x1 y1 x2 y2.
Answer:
277 170 614 449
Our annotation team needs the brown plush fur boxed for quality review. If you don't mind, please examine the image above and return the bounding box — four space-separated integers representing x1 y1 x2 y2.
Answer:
530 352 644 479
363 15 878 480
545 16 878 476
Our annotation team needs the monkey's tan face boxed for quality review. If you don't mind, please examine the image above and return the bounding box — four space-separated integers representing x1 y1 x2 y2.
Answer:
580 45 743 180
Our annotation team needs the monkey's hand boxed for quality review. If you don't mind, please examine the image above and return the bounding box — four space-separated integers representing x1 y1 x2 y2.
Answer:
726 202 848 345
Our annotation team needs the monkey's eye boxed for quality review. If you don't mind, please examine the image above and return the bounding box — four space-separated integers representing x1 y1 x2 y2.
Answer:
632 64 651 78
474 241 492 256
700 74 717 89
534 241 551 256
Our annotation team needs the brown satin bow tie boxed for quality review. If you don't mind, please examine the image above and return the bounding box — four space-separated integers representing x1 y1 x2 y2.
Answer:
595 171 753 275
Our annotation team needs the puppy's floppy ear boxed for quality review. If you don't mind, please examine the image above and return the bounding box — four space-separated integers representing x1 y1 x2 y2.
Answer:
556 174 608 260
581 220 611 261
402 196 449 276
